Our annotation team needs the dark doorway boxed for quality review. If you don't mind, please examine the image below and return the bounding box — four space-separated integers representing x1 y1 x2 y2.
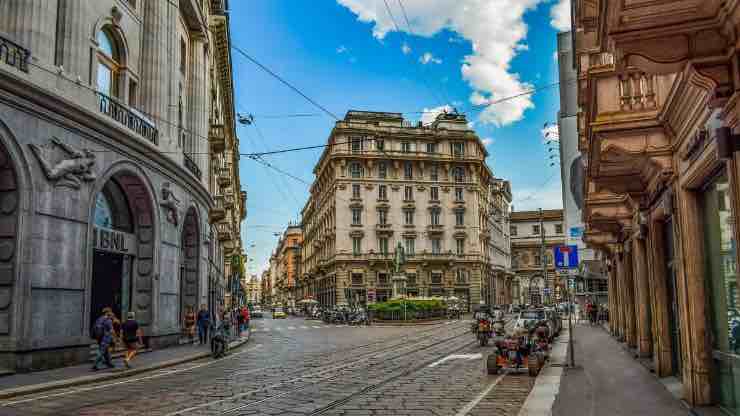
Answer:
90 251 124 328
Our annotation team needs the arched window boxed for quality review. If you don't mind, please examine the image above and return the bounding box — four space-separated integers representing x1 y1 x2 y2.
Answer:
96 28 121 97
94 192 114 229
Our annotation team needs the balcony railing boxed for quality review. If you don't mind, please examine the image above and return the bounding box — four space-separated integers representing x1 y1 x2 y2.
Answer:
223 193 234 209
209 195 226 224
184 153 201 179
0 35 30 73
97 92 158 144
240 191 247 220
619 72 657 112
209 124 226 153
217 167 231 187
216 221 232 242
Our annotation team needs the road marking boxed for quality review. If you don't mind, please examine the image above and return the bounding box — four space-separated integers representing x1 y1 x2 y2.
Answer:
453 374 505 416
300 326 309 329
1 343 263 406
428 353 482 368
312 326 322 329
274 327 282 331
287 326 296 330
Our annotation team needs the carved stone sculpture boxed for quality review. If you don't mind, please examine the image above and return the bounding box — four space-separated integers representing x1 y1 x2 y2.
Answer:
29 137 96 189
160 182 180 225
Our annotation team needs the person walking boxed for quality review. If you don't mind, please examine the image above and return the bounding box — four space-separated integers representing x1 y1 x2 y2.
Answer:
240 306 250 334
91 307 115 371
121 311 142 368
197 304 211 345
184 306 196 344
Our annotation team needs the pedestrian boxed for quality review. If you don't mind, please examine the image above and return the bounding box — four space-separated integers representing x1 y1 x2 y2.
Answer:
121 311 143 368
91 307 115 371
240 305 250 334
197 304 211 345
236 307 245 335
184 306 196 344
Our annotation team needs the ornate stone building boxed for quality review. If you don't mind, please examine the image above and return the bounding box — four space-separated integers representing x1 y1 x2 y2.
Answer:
272 224 302 310
574 0 740 409
510 210 565 305
300 110 511 311
0 0 244 371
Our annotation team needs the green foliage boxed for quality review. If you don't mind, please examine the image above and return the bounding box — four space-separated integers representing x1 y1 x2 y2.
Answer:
368 299 446 320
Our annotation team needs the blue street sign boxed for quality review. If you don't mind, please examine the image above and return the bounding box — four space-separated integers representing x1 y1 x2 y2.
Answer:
569 227 584 238
554 245 579 269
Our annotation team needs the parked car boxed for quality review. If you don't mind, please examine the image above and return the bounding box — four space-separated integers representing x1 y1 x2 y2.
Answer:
513 309 547 334
272 307 287 319
251 307 264 319
543 308 562 338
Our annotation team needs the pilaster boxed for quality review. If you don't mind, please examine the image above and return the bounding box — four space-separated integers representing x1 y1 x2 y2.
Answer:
55 0 86 78
632 236 653 357
621 244 637 349
140 0 172 149
0 0 58 64
188 38 208 185
647 219 675 377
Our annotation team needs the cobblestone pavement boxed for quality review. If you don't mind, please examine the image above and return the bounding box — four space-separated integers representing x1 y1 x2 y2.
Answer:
0 317 534 416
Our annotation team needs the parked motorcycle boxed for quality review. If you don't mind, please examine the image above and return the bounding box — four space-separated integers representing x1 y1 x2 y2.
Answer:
211 320 230 359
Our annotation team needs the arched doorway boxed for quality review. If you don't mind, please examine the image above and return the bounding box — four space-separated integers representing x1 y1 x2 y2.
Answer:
0 140 18 336
180 208 199 327
89 172 155 331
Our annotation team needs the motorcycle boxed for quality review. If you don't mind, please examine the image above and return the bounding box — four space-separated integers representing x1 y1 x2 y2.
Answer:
211 320 230 359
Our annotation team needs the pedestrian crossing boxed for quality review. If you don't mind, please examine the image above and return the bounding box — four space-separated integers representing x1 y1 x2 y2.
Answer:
250 324 353 332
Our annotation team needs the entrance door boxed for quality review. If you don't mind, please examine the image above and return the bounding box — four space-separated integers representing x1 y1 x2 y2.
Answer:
663 218 683 377
90 251 125 328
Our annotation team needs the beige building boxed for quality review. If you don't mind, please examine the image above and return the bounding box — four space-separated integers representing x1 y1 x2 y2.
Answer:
300 110 511 311
0 0 244 370
510 210 565 305
272 224 302 310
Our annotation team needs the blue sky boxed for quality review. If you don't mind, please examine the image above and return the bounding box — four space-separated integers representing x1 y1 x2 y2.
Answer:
229 0 570 275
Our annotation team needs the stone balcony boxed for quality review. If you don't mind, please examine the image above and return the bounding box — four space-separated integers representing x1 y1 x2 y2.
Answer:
209 124 226 153
209 195 226 224
0 34 30 73
240 191 247 220
97 92 159 144
223 193 235 210
217 167 231 187
217 220 233 242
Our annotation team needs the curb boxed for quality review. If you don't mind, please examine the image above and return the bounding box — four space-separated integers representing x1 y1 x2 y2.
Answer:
517 327 569 416
0 335 250 401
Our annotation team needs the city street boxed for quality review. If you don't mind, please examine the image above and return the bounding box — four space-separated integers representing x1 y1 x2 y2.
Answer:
0 316 534 416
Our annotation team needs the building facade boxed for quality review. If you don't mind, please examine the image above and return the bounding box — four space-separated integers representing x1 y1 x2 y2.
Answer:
0 0 244 371
260 270 272 306
510 210 565 305
300 110 510 311
273 224 302 310
574 0 740 409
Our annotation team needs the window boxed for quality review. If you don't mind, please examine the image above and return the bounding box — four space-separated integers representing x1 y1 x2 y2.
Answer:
350 162 362 178
96 29 120 97
431 272 443 285
452 142 465 157
378 237 389 255
453 166 465 182
430 164 439 181
534 254 541 265
426 142 437 153
180 37 187 75
431 238 442 254
406 273 416 286
555 223 563 234
401 142 411 152
352 208 362 225
352 237 362 255
376 138 384 151
404 186 414 201
404 210 414 225
430 187 439 201
94 193 114 229
404 162 413 179
455 211 464 226
378 185 387 200
351 273 363 286
455 187 464 201
378 210 387 225
456 239 465 255
378 162 387 179
456 269 467 283
351 136 363 153
510 225 518 236
352 184 360 199
378 273 389 286
430 208 440 226
532 225 540 235
404 238 415 257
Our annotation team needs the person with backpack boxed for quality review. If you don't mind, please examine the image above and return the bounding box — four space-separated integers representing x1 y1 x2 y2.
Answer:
92 307 115 371
121 311 143 368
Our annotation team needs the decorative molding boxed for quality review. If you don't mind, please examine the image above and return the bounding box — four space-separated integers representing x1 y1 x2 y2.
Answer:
160 182 181 225
679 128 708 161
28 137 96 189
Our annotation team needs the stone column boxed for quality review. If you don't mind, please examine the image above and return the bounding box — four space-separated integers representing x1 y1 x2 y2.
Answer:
0 0 58 64
647 220 674 377
188 38 208 184
613 253 624 340
632 236 652 357
622 245 637 349
607 261 616 335
54 0 86 78
139 0 171 147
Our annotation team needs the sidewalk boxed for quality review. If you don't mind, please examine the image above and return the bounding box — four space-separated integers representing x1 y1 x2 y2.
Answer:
0 332 250 400
551 324 689 416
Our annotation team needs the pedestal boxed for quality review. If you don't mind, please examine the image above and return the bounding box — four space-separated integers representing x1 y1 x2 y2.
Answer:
391 274 407 299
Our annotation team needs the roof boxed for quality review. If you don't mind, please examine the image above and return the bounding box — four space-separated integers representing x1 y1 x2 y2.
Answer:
510 209 564 222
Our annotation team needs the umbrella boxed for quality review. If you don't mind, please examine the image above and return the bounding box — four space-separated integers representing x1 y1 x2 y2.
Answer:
299 299 318 304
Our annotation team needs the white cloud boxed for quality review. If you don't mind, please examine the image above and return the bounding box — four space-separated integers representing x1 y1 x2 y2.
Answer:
336 45 348 54
420 104 454 125
541 124 559 142
550 0 571 32
401 42 411 54
481 137 494 146
419 52 442 65
513 180 564 211
553 51 559 62
336 0 540 127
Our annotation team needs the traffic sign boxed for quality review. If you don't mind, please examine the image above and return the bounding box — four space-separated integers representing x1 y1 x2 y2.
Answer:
543 287 551 295
554 245 579 269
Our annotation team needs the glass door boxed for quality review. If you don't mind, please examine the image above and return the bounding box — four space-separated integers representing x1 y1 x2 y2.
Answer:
703 172 740 414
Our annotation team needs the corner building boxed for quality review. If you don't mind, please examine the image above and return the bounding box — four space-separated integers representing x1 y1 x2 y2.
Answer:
575 0 740 410
0 0 244 371
300 111 511 312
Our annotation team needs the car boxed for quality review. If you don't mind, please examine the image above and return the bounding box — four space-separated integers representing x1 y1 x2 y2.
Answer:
251 307 264 319
272 307 287 319
513 309 547 334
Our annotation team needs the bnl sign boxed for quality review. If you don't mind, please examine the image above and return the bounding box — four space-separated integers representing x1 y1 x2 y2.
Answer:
554 245 579 269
